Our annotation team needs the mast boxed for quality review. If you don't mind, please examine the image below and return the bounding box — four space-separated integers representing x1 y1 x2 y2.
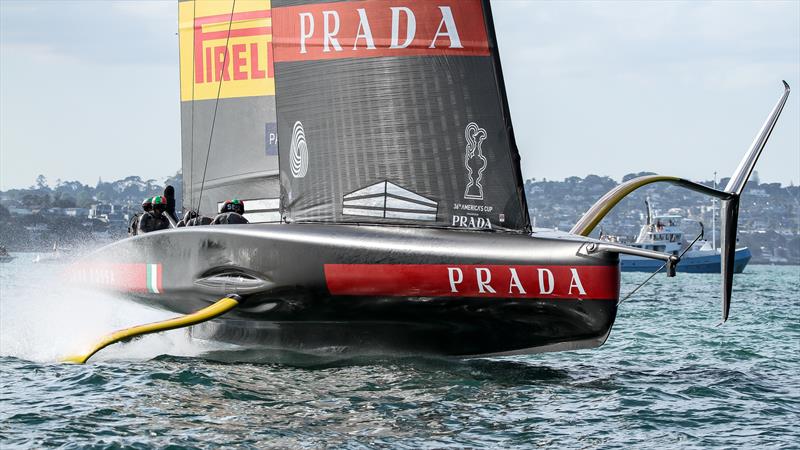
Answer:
177 0 281 221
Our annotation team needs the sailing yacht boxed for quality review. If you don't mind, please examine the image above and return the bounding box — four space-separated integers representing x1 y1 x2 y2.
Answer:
65 0 789 362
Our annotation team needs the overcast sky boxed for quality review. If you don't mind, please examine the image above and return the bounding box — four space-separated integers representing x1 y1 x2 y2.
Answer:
1 0 798 190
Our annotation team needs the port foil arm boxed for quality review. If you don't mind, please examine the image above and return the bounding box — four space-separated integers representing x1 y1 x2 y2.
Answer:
62 294 245 364
719 80 790 322
725 81 791 196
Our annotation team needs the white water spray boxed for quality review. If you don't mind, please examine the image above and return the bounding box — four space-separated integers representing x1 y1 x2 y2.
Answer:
0 253 222 363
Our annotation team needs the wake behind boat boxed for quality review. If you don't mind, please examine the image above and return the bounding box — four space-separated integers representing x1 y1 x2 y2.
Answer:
65 0 789 362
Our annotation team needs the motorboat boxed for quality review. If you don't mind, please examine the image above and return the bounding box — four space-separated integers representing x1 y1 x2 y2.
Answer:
617 203 751 273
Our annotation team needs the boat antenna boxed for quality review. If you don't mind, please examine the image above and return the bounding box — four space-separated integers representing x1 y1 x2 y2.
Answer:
195 0 237 215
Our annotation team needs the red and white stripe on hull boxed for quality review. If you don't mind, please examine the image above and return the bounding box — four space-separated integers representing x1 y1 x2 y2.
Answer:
66 263 163 294
324 264 620 300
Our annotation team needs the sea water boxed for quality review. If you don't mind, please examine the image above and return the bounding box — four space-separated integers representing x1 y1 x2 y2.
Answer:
0 254 798 448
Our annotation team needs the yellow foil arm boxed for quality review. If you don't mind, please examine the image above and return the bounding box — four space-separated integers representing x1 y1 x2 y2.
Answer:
63 295 242 364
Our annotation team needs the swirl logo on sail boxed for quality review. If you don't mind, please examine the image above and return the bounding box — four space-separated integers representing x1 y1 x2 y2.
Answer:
464 122 487 200
290 121 309 178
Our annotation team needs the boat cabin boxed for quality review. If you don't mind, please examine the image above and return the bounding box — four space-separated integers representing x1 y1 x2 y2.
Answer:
632 214 684 255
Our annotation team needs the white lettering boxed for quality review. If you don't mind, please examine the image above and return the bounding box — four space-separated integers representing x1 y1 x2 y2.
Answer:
508 268 526 294
452 215 493 229
322 11 342 52
453 203 494 213
538 268 554 295
390 7 416 49
568 268 587 296
448 267 463 293
353 8 376 50
299 13 315 54
475 268 496 294
429 6 462 49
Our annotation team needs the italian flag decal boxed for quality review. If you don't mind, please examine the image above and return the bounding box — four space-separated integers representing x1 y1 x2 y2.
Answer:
146 263 163 294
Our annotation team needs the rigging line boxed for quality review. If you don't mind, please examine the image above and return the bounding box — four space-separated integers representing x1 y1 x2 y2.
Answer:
195 0 237 214
618 230 705 305
189 0 197 211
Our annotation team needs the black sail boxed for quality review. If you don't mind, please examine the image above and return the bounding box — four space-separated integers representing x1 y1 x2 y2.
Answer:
178 0 281 222
272 0 530 232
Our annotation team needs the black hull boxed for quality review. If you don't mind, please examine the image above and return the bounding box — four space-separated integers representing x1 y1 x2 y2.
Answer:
70 224 620 356
190 298 617 357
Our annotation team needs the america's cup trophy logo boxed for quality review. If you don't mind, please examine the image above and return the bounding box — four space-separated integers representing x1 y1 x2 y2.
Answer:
290 121 309 178
463 122 488 200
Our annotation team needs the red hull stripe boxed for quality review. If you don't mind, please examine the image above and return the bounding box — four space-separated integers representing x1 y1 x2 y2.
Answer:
324 264 620 300
273 0 490 63
66 263 163 294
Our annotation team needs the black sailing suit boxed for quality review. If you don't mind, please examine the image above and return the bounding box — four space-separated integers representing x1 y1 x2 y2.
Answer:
137 211 170 234
211 212 249 225
186 216 213 226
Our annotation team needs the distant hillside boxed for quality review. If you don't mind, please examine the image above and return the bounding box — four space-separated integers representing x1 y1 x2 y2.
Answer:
0 173 182 211
0 173 182 251
1 172 797 263
524 172 799 264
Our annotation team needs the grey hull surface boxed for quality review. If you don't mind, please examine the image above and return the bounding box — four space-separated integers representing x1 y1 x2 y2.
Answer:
70 224 621 356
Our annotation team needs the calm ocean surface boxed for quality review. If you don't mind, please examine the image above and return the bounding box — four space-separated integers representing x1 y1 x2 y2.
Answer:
0 254 798 449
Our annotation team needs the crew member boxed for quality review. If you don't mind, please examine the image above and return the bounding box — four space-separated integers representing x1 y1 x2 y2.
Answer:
212 199 249 224
163 185 179 223
186 214 213 226
128 197 153 236
177 210 198 227
137 196 171 234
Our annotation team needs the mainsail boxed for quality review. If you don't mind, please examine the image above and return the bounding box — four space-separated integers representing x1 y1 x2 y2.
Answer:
179 0 530 231
178 0 281 222
272 0 530 231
